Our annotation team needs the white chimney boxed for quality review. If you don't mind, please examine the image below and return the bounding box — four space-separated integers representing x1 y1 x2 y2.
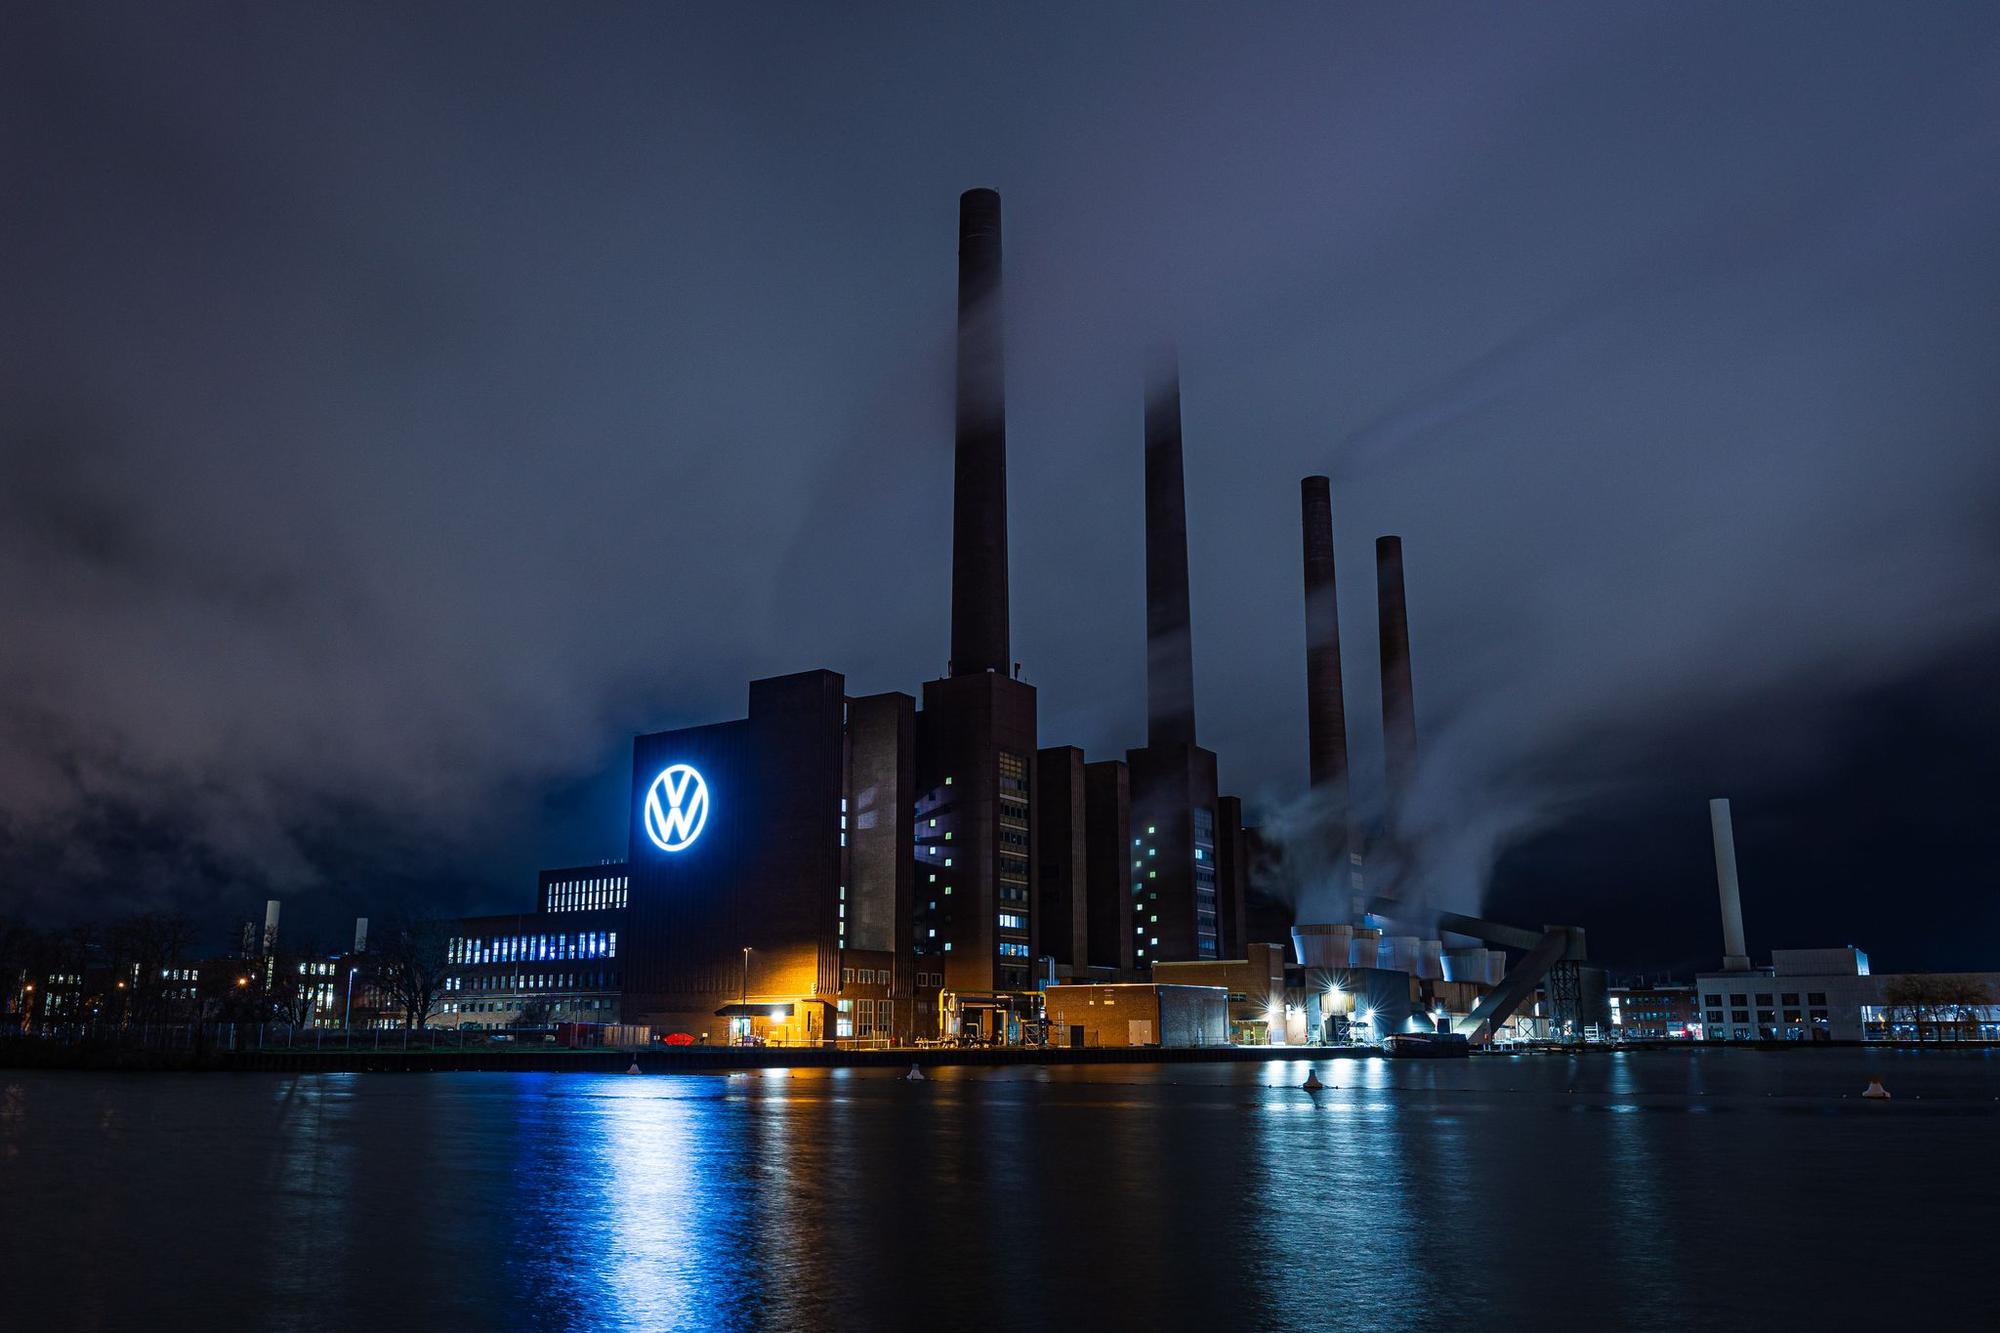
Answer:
353 917 369 954
1708 799 1750 972
262 899 282 957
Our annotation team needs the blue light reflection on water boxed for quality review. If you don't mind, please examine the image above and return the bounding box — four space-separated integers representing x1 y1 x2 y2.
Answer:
3 1051 1997 1331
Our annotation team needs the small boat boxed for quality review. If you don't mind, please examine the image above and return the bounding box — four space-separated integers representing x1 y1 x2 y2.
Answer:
1382 1032 1470 1059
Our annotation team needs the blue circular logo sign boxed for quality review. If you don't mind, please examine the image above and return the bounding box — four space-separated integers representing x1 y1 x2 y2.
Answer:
643 764 709 852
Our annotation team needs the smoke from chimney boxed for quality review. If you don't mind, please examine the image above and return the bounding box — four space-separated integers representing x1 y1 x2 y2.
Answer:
949 187 1010 677
1144 350 1196 748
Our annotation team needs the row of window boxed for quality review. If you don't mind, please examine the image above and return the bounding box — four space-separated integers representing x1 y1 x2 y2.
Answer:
444 998 617 1015
841 967 891 985
447 970 618 993
451 932 617 966
546 875 627 914
835 997 894 1038
1703 991 1829 1008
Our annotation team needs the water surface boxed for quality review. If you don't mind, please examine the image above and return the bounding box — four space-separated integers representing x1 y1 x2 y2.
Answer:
3 1049 1992 1330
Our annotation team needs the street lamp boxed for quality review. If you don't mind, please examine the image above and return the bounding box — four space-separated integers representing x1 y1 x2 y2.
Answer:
740 947 751 1045
345 966 358 1029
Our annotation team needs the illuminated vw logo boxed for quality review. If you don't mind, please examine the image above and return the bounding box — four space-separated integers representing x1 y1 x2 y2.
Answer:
643 764 709 852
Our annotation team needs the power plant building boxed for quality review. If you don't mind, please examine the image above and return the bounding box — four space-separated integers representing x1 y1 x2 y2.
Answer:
622 671 915 1044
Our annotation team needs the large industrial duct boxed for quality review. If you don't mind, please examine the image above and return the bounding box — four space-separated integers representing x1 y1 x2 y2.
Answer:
949 188 1010 677
1709 797 1751 971
1375 535 1418 803
1300 477 1351 832
1145 353 1197 748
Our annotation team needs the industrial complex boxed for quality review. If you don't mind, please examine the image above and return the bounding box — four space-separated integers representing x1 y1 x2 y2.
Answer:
424 187 1634 1049
12 190 1995 1054
304 191 2000 1050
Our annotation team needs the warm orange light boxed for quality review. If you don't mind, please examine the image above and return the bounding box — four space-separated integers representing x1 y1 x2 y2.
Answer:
237 977 249 987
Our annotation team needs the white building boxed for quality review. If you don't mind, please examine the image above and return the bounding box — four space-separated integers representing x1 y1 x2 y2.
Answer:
1696 947 2000 1042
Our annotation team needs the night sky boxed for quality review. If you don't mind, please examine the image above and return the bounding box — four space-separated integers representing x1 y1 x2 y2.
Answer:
4 4 1998 972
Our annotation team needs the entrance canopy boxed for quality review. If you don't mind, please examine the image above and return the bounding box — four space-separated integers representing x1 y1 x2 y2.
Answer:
714 1002 795 1018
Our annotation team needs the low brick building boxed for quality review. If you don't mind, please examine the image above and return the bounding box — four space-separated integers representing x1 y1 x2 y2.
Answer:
1043 982 1228 1048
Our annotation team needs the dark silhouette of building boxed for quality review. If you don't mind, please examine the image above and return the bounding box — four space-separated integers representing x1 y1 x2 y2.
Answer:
1083 759 1134 973
1036 746 1089 967
623 671 914 1042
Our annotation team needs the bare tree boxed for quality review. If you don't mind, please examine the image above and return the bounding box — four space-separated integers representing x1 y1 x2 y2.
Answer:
263 929 331 1027
0 915 38 1027
1880 974 1991 1041
107 912 197 1024
367 914 453 1030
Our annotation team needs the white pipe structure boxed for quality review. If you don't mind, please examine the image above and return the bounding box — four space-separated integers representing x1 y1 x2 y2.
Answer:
1709 798 1751 972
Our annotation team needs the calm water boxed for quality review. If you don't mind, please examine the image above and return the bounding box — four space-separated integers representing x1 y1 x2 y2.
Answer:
3 1050 1995 1331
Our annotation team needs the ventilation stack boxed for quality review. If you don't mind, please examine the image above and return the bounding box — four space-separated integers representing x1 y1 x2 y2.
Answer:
1375 536 1418 805
1300 476 1353 880
949 187 1010 677
1144 351 1196 748
1709 798 1751 971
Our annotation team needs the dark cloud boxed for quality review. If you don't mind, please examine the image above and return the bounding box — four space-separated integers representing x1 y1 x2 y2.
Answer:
3 3 1998 964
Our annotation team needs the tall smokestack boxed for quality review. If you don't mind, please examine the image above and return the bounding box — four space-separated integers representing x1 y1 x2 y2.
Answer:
1376 536 1418 801
1145 351 1196 748
1301 477 1349 800
949 187 1009 677
1709 798 1751 971
262 899 281 957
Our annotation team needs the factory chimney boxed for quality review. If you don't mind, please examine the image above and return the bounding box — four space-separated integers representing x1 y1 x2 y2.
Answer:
1375 536 1418 802
353 917 369 955
262 899 282 957
1709 798 1751 971
1301 477 1350 808
949 187 1010 677
1145 351 1196 748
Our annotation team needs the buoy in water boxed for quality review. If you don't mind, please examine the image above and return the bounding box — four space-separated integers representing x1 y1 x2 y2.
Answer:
905 1062 927 1082
1302 1071 1324 1092
627 1061 642 1075
1862 1079 1891 1099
